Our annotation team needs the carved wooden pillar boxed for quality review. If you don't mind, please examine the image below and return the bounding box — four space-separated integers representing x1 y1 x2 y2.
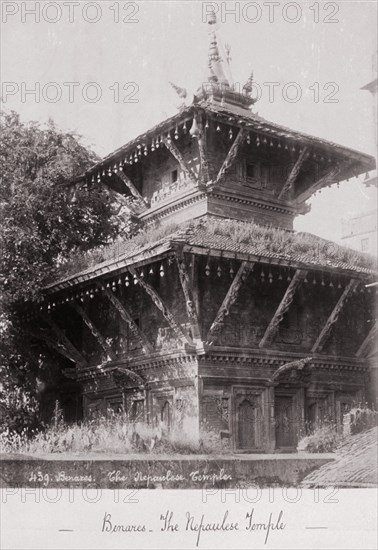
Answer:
176 247 202 343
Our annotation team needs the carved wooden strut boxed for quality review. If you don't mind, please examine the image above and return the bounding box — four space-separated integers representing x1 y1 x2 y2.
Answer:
97 283 154 354
279 146 308 199
116 171 148 212
356 321 377 358
206 261 253 345
71 302 115 359
311 278 359 353
162 137 197 185
39 312 87 367
129 266 193 346
215 127 246 185
259 269 308 348
295 165 341 204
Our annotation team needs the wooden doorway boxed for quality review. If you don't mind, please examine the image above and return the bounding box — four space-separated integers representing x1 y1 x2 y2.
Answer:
237 399 256 450
275 395 295 449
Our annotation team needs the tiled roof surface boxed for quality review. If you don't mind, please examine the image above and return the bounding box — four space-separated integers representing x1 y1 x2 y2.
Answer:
45 220 377 291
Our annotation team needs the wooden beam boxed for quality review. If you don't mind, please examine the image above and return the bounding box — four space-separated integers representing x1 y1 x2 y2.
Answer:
259 269 308 348
102 182 143 217
162 137 197 185
295 165 340 204
96 283 154 354
175 248 202 342
215 128 246 185
271 357 312 382
356 321 377 358
278 146 308 199
311 279 359 353
195 114 210 185
115 170 147 209
27 328 80 365
39 312 87 367
70 303 115 359
216 128 247 183
129 266 193 346
206 261 253 345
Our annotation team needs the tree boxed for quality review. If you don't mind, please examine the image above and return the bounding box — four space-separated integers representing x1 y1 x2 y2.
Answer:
0 110 125 428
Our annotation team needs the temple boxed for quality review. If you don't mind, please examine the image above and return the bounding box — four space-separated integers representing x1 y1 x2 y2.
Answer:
25 14 377 451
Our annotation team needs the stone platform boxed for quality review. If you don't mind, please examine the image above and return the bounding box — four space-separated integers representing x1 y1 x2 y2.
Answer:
0 453 334 488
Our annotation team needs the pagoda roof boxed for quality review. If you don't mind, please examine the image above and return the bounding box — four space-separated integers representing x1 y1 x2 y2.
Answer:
82 99 375 184
44 218 377 294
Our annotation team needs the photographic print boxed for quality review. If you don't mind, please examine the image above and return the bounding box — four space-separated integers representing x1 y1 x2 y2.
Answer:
0 1 377 549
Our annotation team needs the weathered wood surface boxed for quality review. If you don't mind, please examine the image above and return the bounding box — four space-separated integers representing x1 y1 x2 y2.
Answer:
311 279 359 353
129 266 193 346
39 312 87 367
97 283 154 353
215 128 246 185
71 302 115 359
206 261 253 345
259 269 308 348
279 146 308 199
356 321 377 358
162 137 197 185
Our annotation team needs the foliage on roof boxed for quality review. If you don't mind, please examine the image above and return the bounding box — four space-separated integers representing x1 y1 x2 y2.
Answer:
198 218 377 272
46 217 377 288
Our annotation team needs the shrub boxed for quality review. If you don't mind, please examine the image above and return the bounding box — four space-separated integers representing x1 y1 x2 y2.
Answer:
297 423 344 453
0 411 228 456
348 405 378 435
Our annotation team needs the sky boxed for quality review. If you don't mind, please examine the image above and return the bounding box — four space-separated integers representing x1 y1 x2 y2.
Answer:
1 0 377 242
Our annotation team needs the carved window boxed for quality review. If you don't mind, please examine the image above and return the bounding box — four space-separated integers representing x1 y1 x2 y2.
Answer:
246 163 256 180
171 169 178 183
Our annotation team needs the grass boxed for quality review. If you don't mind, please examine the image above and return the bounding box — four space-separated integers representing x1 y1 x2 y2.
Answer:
46 217 377 286
0 410 230 456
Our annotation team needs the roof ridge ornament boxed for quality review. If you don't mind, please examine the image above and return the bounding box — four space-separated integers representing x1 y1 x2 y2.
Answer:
169 81 188 110
195 8 257 111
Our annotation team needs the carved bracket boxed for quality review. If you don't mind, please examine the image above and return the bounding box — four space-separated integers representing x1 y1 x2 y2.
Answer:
295 165 340 204
71 302 115 360
279 146 308 199
96 283 154 354
356 321 377 358
162 137 198 185
116 171 148 212
259 269 308 348
311 278 359 353
129 266 193 347
214 128 246 186
112 367 145 388
271 357 312 382
206 261 253 346
38 312 87 367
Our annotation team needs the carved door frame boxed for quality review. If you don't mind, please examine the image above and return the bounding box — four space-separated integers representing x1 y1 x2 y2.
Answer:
274 386 302 451
232 386 266 452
